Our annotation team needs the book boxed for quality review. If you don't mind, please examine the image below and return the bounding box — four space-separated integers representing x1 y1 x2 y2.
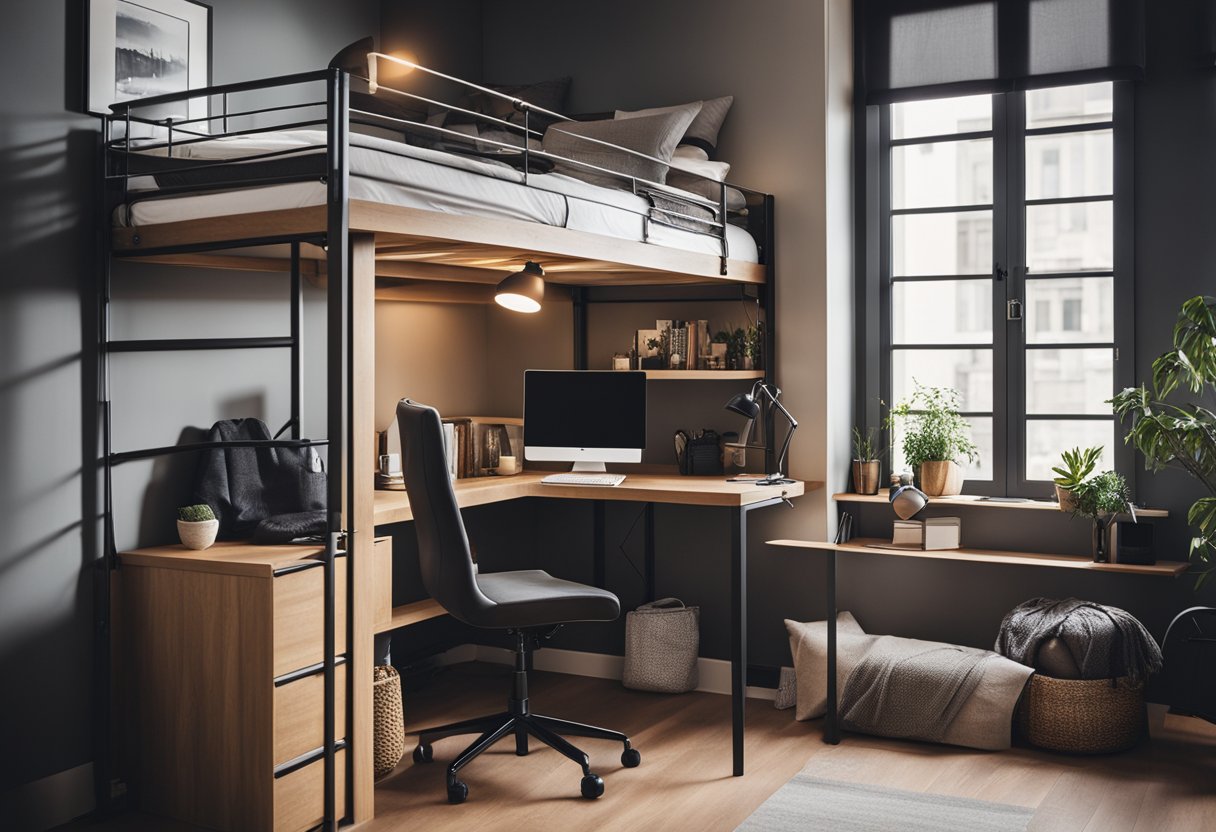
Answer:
923 516 962 550
892 520 923 547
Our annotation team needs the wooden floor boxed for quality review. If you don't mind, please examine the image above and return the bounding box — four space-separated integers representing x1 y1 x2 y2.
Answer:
65 662 1216 831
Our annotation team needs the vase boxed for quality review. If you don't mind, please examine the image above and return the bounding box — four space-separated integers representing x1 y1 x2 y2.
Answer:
177 518 219 550
1055 484 1079 513
918 460 964 496
1091 519 1110 563
852 460 881 495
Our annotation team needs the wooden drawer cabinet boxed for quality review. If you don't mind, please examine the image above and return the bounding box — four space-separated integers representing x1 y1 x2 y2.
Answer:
117 537 390 831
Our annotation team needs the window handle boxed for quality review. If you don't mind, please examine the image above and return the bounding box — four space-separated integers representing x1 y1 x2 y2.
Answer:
995 263 1008 282
1006 298 1023 321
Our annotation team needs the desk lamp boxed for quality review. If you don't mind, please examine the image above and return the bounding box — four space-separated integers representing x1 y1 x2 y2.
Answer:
723 381 798 486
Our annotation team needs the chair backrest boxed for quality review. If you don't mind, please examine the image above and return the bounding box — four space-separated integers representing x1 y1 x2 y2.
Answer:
396 399 493 625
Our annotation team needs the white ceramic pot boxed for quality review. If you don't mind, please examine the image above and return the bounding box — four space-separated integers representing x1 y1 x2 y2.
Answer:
177 518 219 550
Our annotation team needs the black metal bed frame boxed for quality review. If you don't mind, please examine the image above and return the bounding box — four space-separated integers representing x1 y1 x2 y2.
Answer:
96 62 776 829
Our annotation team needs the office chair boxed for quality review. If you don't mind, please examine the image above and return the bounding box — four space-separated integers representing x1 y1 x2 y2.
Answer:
396 399 641 803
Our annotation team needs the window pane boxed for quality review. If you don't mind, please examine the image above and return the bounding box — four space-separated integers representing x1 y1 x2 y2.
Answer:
893 211 992 276
1026 201 1112 273
891 415 993 484
893 139 992 209
1026 348 1114 415
1025 277 1113 344
893 349 993 411
1026 130 1112 200
1025 419 1115 482
892 93 992 140
1026 82 1113 130
893 280 992 344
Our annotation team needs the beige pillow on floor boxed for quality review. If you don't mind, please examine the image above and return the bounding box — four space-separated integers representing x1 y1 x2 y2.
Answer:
784 613 1033 750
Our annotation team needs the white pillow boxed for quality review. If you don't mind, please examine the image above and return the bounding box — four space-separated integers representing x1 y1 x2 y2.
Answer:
674 145 710 162
669 156 730 181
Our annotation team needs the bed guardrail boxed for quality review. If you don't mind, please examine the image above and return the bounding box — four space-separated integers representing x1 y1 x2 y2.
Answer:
104 59 771 269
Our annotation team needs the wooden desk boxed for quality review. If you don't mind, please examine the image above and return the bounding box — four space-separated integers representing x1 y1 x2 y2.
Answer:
375 472 819 777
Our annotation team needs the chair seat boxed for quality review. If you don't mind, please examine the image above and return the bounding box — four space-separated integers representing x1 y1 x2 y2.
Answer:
473 569 621 629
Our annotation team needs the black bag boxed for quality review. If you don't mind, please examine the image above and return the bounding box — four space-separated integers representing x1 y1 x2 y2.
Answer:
192 418 326 540
675 429 723 476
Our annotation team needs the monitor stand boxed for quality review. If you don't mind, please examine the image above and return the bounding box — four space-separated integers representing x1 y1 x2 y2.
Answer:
569 461 608 473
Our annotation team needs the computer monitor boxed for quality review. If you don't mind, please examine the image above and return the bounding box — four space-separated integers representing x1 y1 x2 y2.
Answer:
524 370 647 471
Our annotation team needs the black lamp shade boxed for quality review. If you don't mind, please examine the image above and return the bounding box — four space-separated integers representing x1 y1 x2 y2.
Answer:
724 391 760 419
495 261 545 313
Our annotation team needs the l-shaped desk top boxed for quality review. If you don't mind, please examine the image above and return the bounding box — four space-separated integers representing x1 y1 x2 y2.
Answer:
373 471 818 526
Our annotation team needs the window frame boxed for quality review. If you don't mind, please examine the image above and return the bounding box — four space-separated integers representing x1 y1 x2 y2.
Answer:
868 83 1135 498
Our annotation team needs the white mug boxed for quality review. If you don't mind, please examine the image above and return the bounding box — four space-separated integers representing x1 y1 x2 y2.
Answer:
379 453 401 475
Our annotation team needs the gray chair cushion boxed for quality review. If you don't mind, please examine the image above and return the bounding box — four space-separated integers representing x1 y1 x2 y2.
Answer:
475 570 621 629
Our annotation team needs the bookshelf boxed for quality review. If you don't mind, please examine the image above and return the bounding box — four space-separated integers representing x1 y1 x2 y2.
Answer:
642 370 764 380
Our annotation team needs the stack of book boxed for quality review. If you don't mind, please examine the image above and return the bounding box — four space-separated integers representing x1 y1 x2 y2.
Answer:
885 516 962 550
440 416 524 480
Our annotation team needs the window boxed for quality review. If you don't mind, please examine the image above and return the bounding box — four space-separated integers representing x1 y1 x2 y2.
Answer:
879 82 1130 496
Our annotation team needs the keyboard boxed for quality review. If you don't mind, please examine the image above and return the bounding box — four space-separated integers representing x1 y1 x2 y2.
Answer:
540 473 627 487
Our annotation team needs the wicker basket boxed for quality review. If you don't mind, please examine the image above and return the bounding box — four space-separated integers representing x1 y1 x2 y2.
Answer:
373 665 405 779
1017 673 1146 753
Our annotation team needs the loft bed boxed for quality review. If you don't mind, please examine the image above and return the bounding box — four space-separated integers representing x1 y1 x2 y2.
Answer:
98 58 778 829
106 55 774 292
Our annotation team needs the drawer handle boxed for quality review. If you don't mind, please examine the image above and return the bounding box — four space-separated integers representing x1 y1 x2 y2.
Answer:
273 654 348 688
273 739 348 779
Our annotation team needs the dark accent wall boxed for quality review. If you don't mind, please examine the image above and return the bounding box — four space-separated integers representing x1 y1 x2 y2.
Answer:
0 0 378 823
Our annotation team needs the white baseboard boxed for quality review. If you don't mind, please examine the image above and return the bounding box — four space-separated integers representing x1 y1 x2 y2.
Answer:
435 643 776 701
0 762 94 832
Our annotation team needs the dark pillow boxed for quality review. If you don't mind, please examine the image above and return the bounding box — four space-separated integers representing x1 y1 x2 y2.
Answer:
543 105 700 190
616 95 734 156
443 76 572 135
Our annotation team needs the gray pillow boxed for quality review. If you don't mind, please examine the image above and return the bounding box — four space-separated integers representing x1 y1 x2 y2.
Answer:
616 95 734 156
544 106 700 190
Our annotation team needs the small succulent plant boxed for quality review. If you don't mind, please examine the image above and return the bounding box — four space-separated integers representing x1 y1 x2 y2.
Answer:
178 504 216 523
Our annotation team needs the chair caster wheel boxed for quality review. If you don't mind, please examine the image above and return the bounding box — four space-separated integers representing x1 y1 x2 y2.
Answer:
621 747 641 768
447 778 468 804
413 744 433 764
580 773 605 799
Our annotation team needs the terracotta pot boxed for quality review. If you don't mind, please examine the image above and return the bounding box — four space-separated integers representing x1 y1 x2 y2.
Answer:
1055 484 1079 513
851 460 881 495
177 518 219 550
918 460 964 496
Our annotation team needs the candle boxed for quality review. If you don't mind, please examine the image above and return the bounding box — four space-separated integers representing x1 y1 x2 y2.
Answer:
497 455 517 476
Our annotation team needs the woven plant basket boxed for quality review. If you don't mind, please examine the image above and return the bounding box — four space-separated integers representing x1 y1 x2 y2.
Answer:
1017 673 1146 754
373 665 405 779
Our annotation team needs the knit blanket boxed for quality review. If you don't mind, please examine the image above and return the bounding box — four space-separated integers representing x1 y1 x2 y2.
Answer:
840 636 994 743
994 597 1162 684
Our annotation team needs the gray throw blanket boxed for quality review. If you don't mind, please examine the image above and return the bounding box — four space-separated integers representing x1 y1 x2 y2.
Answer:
994 597 1162 684
646 192 719 234
840 636 993 743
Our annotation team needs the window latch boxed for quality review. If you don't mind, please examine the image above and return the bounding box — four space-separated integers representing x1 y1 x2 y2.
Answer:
1006 298 1023 321
995 263 1008 282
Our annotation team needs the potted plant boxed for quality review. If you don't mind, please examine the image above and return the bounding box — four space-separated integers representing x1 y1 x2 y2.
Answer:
886 383 978 497
1070 470 1133 563
851 426 883 495
1112 295 1216 584
745 322 764 371
1051 446 1103 513
177 504 219 550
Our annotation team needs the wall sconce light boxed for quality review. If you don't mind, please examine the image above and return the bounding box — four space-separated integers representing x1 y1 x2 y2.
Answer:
494 261 545 313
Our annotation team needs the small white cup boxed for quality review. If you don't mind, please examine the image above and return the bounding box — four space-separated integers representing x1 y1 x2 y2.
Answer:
379 453 401 475
496 455 517 476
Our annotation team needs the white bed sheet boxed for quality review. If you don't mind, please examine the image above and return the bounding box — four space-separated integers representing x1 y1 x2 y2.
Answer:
120 129 759 263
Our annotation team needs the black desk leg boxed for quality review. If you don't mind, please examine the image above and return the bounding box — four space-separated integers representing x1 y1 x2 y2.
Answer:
730 507 747 776
643 503 656 602
593 501 606 589
824 549 840 744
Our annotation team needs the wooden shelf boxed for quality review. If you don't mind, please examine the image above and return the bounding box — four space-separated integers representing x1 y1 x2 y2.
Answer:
833 492 1169 518
374 599 447 634
768 537 1190 577
642 370 764 380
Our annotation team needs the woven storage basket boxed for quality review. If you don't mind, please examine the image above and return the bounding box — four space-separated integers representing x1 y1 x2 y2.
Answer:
373 665 405 779
1017 673 1145 754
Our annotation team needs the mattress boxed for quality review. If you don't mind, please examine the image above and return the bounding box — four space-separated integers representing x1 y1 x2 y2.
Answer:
117 129 759 263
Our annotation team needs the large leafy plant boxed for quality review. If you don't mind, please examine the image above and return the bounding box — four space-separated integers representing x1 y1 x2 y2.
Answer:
1111 295 1216 584
886 383 979 471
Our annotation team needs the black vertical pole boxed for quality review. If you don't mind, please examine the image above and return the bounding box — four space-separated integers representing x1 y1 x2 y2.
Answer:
762 196 777 475
323 66 350 831
572 287 588 370
290 241 303 440
643 503 655 602
730 507 747 776
592 501 606 589
824 550 839 744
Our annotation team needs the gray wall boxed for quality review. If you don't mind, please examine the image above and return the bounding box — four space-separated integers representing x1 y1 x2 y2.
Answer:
0 1 379 827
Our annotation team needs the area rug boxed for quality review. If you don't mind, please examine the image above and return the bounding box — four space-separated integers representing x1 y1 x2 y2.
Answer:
735 775 1033 832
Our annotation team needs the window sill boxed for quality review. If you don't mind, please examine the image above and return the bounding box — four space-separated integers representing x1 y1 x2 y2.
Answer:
832 491 1168 518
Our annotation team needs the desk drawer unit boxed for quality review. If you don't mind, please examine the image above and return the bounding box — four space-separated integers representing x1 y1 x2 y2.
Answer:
117 537 389 831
